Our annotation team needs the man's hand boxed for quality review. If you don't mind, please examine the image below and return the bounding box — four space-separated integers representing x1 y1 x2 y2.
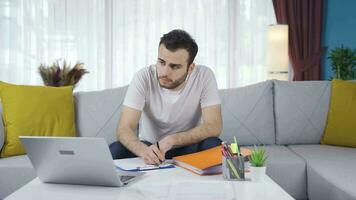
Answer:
140 144 165 165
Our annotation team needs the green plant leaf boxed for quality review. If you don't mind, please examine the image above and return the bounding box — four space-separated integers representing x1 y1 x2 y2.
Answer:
249 145 268 167
328 45 356 80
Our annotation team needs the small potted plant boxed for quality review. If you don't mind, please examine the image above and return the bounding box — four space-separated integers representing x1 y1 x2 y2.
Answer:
38 59 89 88
249 145 268 182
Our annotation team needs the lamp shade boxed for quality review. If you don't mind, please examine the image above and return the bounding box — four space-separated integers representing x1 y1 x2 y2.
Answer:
267 24 289 80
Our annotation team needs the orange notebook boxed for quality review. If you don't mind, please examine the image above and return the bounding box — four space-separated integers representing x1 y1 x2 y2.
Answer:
173 145 252 175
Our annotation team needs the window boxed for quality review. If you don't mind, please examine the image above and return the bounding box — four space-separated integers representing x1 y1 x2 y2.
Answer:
0 0 276 91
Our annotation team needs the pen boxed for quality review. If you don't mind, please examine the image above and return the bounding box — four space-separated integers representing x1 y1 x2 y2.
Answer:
156 141 160 150
226 157 240 179
221 145 228 157
155 142 163 163
224 143 233 157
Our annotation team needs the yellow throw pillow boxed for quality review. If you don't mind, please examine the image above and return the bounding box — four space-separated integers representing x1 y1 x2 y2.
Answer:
0 81 76 157
321 80 356 147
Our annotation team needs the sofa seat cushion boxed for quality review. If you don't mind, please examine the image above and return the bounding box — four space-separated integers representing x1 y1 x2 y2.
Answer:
264 145 307 200
289 145 356 200
0 155 36 199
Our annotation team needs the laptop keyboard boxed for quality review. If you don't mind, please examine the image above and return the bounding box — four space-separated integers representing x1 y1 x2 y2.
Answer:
120 175 135 183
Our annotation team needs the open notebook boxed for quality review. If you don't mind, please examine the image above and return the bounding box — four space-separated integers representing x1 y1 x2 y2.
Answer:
173 145 252 175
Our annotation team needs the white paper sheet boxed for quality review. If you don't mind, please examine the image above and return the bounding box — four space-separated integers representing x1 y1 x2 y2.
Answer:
114 157 174 171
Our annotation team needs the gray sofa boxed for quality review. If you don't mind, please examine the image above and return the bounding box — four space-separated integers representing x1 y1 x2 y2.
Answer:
1 80 356 200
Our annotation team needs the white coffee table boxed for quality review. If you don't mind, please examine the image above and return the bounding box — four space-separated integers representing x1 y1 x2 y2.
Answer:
5 158 294 200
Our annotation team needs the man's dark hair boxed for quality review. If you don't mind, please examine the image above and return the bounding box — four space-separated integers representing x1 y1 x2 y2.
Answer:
159 29 198 65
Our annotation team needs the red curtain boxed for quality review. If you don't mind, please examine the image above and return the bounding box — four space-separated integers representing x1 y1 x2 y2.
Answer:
272 0 324 81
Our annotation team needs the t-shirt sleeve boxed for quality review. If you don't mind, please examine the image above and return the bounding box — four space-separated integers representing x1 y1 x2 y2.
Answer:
200 68 221 108
123 71 147 111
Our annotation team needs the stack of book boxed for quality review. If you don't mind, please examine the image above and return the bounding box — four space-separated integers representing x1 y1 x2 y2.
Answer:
173 144 251 175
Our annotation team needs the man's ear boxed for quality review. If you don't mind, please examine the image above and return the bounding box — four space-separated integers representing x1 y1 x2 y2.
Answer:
188 63 196 74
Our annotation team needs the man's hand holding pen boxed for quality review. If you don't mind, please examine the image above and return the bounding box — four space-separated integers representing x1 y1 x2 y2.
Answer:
141 135 175 165
141 143 164 165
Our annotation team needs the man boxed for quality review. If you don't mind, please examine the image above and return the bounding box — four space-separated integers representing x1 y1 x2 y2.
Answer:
109 29 222 165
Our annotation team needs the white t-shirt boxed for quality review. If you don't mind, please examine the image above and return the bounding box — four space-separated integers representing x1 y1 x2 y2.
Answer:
123 64 221 143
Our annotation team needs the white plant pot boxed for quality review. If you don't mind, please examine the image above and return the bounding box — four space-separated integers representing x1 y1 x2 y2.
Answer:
249 166 266 182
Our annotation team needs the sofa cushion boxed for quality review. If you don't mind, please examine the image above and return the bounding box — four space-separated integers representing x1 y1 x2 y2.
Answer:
321 80 356 147
274 80 330 145
1 104 4 151
0 82 76 157
74 86 128 145
265 145 307 200
0 155 36 199
219 81 275 145
289 144 356 200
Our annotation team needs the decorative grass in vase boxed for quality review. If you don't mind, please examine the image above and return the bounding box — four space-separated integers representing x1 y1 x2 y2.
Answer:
38 59 89 87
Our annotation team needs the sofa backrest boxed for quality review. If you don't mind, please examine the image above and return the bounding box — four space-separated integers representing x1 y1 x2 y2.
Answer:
74 86 128 145
273 80 331 145
73 81 276 146
0 80 332 149
219 81 275 145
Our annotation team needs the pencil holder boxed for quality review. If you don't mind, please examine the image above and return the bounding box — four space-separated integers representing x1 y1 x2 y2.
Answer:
222 155 245 181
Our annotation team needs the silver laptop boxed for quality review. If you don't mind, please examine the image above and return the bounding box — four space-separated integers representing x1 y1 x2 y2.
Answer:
20 136 144 187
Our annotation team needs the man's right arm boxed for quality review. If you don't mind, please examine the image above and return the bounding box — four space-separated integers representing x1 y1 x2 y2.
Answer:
117 106 164 164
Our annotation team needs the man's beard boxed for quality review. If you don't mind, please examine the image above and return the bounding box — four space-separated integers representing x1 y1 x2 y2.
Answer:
157 71 189 90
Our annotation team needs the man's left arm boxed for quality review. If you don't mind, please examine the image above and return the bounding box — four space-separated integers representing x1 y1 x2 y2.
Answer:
159 104 222 153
